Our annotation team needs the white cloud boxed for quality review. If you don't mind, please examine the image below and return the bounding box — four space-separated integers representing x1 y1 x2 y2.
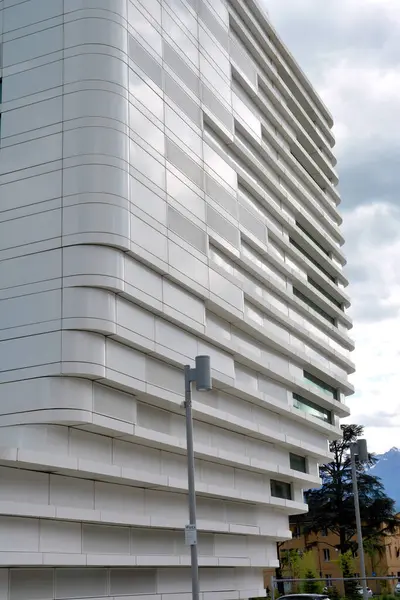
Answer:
319 61 400 159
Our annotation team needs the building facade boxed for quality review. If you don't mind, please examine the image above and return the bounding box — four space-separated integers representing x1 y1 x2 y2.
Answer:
0 0 353 598
268 523 400 595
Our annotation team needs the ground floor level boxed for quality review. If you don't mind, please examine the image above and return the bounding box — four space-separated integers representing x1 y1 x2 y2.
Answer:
0 567 265 599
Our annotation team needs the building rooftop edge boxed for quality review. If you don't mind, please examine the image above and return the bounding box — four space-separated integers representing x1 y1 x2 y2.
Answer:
244 0 335 129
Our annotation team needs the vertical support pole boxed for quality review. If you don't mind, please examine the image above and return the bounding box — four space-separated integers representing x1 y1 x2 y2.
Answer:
185 365 200 600
351 444 368 600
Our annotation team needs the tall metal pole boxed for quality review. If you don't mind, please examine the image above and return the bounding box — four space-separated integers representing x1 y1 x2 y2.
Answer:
184 365 200 600
350 443 368 600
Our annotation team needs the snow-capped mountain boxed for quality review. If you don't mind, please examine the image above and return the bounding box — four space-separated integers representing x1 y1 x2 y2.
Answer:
371 447 400 510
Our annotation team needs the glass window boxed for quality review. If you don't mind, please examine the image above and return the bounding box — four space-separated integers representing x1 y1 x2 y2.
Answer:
164 0 197 36
293 393 332 424
198 0 229 49
128 2 162 56
163 12 199 67
164 72 201 127
166 138 203 189
199 25 230 79
163 40 200 95
271 479 292 500
130 140 165 190
323 548 331 562
304 370 339 401
135 0 162 25
200 54 231 104
129 69 163 121
165 106 202 158
203 142 237 191
233 93 261 138
290 453 307 473
130 105 164 154
129 36 162 87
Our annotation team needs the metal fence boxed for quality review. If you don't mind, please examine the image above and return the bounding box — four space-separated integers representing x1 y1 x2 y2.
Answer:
270 575 400 600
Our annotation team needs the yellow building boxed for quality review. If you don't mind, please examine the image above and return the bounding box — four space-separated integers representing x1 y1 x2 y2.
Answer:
264 522 400 595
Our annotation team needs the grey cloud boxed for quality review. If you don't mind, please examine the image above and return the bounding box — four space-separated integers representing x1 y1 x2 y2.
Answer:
265 0 400 210
342 203 400 247
349 293 400 323
342 204 400 322
353 411 400 428
265 0 400 78
339 147 400 210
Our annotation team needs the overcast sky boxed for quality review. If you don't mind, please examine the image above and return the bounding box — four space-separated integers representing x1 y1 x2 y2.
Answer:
264 0 400 453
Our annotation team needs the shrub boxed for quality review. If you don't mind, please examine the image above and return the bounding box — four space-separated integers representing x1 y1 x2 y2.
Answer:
302 569 323 594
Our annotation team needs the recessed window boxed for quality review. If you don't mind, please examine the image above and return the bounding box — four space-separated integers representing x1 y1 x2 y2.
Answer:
308 276 343 309
271 479 292 500
304 370 339 401
321 527 328 537
290 453 307 473
293 393 332 424
323 548 331 562
293 287 336 325
290 237 336 283
296 221 330 256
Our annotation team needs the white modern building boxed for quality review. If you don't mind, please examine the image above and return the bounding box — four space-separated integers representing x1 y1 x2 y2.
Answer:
0 0 353 598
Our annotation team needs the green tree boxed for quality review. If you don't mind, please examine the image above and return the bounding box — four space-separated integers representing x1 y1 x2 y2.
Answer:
339 550 358 600
291 424 398 554
302 569 322 594
280 548 302 580
363 535 386 574
327 586 341 600
299 551 323 593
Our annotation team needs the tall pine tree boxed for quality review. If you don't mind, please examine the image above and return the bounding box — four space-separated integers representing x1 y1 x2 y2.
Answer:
292 424 398 554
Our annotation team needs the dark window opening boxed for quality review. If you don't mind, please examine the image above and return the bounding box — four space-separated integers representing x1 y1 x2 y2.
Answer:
291 150 326 192
296 221 330 256
293 287 336 325
271 479 292 500
308 276 343 309
290 453 307 473
290 237 336 283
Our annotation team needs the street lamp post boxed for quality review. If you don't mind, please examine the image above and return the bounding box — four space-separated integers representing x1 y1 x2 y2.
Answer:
184 356 212 600
350 439 369 600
